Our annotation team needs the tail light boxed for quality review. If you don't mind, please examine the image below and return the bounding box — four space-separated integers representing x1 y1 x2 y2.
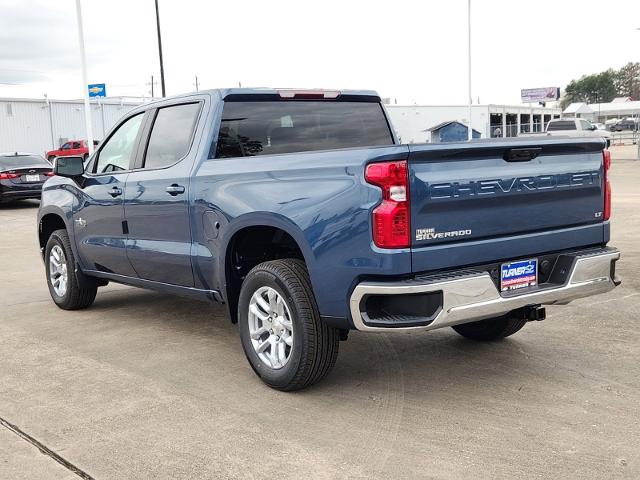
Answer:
277 89 340 99
603 149 611 220
0 172 19 180
46 171 55 176
365 160 410 248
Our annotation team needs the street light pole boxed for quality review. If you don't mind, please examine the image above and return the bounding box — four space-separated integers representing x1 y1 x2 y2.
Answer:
74 0 94 156
467 0 473 141
154 0 166 97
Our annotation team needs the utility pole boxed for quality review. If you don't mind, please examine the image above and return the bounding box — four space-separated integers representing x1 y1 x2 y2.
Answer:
74 0 94 155
146 75 158 98
194 75 199 92
154 0 166 97
467 0 473 141
44 94 56 151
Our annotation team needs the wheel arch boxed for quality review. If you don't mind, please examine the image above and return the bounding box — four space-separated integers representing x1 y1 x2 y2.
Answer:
220 213 315 323
37 206 73 259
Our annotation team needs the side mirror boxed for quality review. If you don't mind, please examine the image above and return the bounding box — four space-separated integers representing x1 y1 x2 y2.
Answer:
54 156 85 178
590 124 598 131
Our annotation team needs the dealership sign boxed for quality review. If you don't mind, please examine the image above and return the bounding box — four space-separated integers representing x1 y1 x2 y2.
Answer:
88 83 107 98
521 87 559 103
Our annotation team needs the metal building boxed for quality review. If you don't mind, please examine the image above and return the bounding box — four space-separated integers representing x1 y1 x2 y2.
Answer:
0 97 142 156
386 104 562 144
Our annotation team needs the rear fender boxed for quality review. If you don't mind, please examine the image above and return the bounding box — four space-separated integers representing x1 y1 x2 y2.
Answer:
218 212 315 302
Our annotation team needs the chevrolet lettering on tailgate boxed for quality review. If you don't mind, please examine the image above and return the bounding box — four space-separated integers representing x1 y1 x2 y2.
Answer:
427 171 600 199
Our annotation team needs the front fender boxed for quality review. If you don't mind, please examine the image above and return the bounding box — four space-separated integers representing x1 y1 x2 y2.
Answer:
37 179 78 259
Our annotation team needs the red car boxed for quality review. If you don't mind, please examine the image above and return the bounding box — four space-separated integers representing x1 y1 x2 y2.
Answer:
46 140 98 162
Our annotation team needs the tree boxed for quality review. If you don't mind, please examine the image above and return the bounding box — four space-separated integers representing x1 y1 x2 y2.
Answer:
561 70 617 109
614 62 640 100
561 63 640 108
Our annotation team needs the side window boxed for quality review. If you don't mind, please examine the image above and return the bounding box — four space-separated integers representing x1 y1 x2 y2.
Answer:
61 143 71 150
94 113 143 174
580 120 592 130
72 142 81 149
143 103 201 169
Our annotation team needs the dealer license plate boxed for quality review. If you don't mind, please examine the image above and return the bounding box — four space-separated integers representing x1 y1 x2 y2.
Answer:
25 174 40 182
500 258 538 292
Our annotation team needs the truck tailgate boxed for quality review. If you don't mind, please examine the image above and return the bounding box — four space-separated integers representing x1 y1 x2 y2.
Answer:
409 138 607 272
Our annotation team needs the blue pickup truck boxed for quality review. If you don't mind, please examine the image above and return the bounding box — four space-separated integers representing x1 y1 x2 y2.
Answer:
38 88 620 390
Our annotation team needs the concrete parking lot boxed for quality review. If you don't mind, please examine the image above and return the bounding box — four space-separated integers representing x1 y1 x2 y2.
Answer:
1 148 639 480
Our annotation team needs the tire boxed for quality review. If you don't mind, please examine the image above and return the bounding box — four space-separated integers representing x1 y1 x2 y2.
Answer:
238 259 339 391
48 155 55 163
45 229 97 310
452 314 527 341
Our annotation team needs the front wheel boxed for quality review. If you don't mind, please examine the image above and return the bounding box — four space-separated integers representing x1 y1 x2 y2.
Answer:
452 314 527 341
45 229 97 310
238 259 339 391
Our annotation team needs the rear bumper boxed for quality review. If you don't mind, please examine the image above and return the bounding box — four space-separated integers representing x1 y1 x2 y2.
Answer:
349 247 620 332
0 189 42 201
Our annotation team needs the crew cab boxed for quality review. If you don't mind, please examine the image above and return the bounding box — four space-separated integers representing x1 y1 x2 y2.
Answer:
46 139 99 162
37 89 621 391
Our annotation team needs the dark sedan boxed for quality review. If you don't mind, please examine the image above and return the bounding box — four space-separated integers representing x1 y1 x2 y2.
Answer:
0 153 54 203
611 119 638 132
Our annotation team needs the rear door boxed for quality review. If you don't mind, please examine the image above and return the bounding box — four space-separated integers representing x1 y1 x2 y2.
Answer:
123 101 203 286
408 138 606 270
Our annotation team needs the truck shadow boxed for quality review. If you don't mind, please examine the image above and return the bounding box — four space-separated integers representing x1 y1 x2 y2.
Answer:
88 286 550 399
0 199 40 209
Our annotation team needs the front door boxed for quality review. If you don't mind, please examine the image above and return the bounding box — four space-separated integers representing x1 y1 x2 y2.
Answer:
73 112 145 276
123 102 202 287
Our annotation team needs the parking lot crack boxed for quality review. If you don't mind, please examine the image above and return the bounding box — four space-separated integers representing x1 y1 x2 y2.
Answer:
0 415 95 480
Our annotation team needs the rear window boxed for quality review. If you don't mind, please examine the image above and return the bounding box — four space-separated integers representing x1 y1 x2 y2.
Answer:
547 120 576 131
0 155 49 170
214 101 393 158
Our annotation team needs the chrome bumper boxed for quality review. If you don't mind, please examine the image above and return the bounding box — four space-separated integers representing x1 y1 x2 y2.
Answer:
350 248 620 332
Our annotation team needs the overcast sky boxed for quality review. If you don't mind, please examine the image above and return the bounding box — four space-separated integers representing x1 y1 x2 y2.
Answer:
1 0 639 105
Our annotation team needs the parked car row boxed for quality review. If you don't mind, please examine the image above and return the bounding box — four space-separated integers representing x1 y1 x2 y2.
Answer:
1 140 101 205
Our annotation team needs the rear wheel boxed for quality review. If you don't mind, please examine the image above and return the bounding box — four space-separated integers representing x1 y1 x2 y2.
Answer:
48 155 55 163
452 314 527 341
45 229 97 310
238 259 339 391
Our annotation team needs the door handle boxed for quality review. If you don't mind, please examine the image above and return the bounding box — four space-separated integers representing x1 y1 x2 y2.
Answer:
166 184 185 196
108 186 123 197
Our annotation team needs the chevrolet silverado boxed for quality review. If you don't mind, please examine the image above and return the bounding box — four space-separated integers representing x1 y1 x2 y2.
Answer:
37 88 621 390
